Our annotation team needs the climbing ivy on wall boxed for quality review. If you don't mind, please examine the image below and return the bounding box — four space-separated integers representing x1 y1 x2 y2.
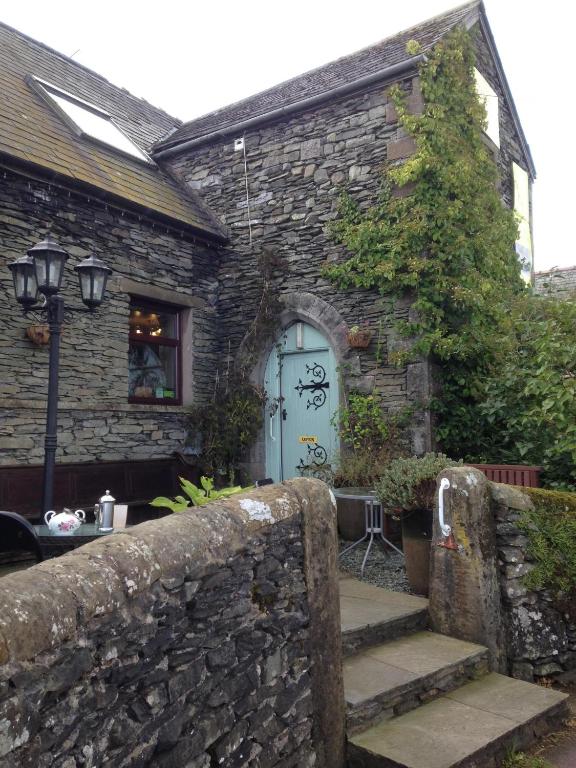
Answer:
324 29 575 484
325 27 522 364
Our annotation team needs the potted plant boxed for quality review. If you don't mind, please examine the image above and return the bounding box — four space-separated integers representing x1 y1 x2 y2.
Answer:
25 324 50 346
375 453 462 595
332 392 407 540
347 324 372 348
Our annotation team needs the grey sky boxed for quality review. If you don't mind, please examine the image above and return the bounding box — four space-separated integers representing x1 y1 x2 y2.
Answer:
1 0 572 270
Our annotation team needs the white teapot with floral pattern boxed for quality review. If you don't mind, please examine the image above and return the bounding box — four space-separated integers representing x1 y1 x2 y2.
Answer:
44 508 86 535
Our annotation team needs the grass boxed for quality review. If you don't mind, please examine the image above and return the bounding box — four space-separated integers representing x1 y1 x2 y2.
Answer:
500 751 554 768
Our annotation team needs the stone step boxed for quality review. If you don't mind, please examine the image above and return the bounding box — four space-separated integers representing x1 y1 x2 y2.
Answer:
340 577 429 658
347 673 570 768
344 631 490 733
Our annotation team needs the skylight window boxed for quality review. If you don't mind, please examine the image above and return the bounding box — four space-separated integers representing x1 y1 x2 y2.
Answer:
29 77 151 163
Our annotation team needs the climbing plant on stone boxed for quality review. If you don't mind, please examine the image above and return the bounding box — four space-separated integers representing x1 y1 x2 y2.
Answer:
325 27 522 364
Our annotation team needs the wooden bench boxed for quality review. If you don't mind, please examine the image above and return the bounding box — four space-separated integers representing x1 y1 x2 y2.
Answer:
468 463 542 488
0 455 200 522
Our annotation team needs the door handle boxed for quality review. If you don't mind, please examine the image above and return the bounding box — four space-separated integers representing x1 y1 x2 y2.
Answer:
438 477 451 536
282 408 287 421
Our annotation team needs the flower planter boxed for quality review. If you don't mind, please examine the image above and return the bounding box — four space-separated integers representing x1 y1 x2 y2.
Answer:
401 508 432 596
347 329 372 348
25 324 50 346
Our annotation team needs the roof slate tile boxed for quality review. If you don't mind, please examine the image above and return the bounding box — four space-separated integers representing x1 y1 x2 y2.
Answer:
0 21 225 238
157 1 481 149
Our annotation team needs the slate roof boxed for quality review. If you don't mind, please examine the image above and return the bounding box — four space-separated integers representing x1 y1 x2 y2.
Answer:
0 22 225 239
156 0 481 151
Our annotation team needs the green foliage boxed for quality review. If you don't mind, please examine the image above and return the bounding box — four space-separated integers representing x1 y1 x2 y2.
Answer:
375 453 462 511
332 391 408 487
438 295 576 490
150 475 248 512
323 27 576 489
519 487 576 607
188 380 266 485
337 391 394 451
501 749 554 768
325 28 522 364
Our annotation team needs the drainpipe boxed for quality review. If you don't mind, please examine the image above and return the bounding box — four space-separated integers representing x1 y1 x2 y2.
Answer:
153 55 425 160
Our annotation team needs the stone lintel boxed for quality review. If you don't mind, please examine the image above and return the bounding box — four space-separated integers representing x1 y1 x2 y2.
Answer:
114 276 211 311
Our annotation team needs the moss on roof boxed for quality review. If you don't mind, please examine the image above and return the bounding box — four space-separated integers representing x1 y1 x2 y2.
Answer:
0 22 224 239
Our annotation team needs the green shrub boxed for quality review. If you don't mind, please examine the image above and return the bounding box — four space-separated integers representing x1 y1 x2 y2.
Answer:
332 447 400 489
375 453 462 511
519 487 576 610
332 391 408 487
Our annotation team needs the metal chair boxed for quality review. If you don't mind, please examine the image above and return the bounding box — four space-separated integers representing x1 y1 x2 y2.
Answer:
0 511 44 569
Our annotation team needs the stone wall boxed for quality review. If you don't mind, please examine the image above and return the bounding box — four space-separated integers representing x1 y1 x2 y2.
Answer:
492 483 576 681
169 76 429 455
429 468 576 683
535 266 576 299
0 479 345 768
167 21 533 459
0 168 221 466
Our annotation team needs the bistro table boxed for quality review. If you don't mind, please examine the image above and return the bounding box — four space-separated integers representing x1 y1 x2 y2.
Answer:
334 487 404 577
34 523 116 557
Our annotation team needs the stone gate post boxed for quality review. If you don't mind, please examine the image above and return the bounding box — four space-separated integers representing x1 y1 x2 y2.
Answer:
428 466 506 671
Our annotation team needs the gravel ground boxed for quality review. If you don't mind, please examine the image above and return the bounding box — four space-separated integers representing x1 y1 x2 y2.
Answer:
339 539 410 593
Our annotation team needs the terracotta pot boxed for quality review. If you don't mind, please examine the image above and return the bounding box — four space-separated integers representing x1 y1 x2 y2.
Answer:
401 508 432 596
25 324 50 346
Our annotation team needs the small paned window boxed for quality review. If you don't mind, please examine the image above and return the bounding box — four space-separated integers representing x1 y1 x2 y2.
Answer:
474 69 500 148
29 76 151 163
129 301 181 404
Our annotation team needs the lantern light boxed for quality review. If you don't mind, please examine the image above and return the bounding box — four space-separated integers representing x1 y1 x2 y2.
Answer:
74 254 112 309
8 253 38 309
28 236 69 296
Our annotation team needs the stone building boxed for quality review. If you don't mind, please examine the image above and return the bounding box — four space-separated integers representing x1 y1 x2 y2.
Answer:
0 0 534 510
535 266 576 299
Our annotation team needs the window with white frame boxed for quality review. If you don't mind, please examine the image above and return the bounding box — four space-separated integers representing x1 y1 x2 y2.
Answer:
474 68 500 148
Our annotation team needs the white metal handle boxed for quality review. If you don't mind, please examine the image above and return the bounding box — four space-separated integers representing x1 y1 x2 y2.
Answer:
269 414 275 440
438 477 451 537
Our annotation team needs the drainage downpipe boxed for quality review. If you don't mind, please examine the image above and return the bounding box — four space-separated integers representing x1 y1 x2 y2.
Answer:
153 54 425 160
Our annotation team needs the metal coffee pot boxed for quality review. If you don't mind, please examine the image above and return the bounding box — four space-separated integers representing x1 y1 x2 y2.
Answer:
95 489 115 531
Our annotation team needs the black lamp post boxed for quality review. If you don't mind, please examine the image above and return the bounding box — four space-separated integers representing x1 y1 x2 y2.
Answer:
8 236 112 515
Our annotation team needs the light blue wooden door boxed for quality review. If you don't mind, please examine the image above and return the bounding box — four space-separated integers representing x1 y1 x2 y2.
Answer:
264 322 339 482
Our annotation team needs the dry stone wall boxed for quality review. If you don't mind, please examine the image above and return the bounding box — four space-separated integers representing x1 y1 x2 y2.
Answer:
492 483 576 681
0 479 345 768
0 168 221 466
429 469 576 683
